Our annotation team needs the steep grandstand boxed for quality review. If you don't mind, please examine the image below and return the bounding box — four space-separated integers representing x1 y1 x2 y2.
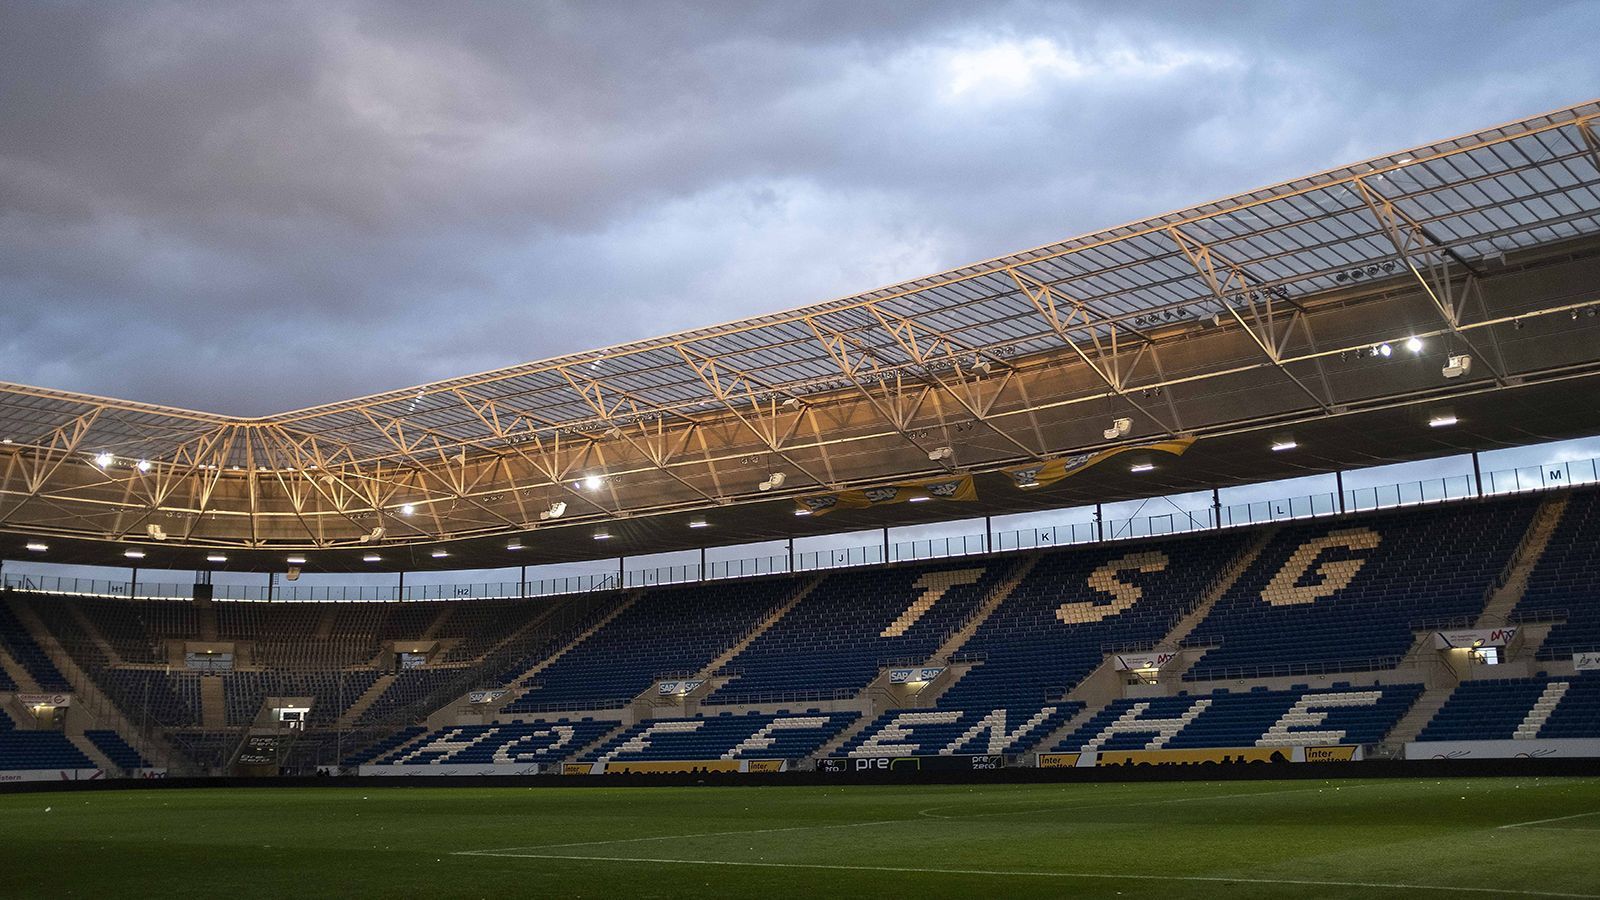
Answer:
5 482 1600 777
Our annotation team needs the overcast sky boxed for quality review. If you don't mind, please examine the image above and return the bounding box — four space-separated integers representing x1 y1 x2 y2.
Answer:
2 1 1596 416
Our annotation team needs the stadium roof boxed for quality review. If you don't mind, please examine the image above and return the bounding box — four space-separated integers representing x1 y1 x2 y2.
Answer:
4 99 1600 571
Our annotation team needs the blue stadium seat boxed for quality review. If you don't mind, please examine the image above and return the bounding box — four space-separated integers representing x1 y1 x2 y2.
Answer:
1184 498 1537 680
1418 673 1600 741
1515 490 1600 659
583 712 858 762
1051 684 1422 751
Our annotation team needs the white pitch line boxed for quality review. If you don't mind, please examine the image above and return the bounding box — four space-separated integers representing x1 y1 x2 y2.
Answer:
1498 810 1600 830
916 783 1371 820
460 818 905 855
454 852 1600 898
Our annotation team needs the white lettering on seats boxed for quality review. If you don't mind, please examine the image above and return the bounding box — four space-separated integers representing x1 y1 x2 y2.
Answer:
940 706 1057 755
598 720 702 764
1258 691 1382 746
1057 551 1169 625
882 568 985 637
396 726 500 764
851 710 962 756
1260 527 1380 606
721 716 828 759
1082 699 1212 752
493 726 576 763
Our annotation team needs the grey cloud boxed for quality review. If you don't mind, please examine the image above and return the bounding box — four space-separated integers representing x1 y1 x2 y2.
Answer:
0 0 1594 415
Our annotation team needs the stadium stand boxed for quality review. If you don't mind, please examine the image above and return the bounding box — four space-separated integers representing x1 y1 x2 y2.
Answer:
504 578 799 712
85 729 149 769
221 670 382 726
1050 684 1423 752
0 707 95 771
1514 490 1600 659
0 600 71 691
357 669 468 724
342 725 428 766
937 533 1249 710
1183 497 1538 680
1417 674 1600 741
3 482 1597 775
703 561 1011 705
582 711 858 762
374 719 619 766
843 703 1083 757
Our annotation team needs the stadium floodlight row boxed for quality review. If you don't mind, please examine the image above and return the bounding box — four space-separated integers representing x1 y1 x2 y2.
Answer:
1 100 1599 575
2 478 1599 779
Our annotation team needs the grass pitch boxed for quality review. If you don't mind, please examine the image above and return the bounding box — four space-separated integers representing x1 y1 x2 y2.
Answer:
2 777 1598 898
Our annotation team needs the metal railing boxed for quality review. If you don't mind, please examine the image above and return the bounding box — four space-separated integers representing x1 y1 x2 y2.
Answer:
6 453 1598 604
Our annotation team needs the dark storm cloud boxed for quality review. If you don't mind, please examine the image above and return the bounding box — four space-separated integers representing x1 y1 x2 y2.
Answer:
1 0 1594 414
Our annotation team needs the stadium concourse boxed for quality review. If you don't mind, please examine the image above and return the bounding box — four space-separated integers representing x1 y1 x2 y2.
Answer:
4 99 1600 783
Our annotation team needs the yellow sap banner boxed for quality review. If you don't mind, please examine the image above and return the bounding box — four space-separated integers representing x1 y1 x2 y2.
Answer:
1302 745 1358 762
1097 747 1287 766
1003 439 1196 490
795 473 976 517
1036 753 1081 769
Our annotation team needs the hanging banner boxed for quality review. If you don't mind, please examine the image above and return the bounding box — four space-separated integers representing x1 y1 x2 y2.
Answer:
1003 439 1196 490
795 473 976 517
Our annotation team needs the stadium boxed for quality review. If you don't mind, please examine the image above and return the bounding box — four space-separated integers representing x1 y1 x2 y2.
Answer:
3 16 1600 896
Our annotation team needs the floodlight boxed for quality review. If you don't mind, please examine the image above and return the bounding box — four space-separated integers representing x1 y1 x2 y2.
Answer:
1442 354 1472 379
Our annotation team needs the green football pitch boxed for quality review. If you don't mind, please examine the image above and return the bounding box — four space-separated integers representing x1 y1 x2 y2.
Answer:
2 777 1598 898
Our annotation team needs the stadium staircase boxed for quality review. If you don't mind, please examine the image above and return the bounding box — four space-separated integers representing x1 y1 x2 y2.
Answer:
564 719 635 765
1378 686 1454 748
475 592 642 717
926 557 1040 669
1147 528 1276 682
0 645 40 694
5 594 178 767
1477 493 1568 626
691 577 820 685
199 676 226 728
809 714 878 761
62 603 123 667
337 674 397 727
66 732 115 770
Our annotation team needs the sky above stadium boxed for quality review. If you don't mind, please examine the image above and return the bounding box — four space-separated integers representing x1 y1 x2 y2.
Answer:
2 1 1596 416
